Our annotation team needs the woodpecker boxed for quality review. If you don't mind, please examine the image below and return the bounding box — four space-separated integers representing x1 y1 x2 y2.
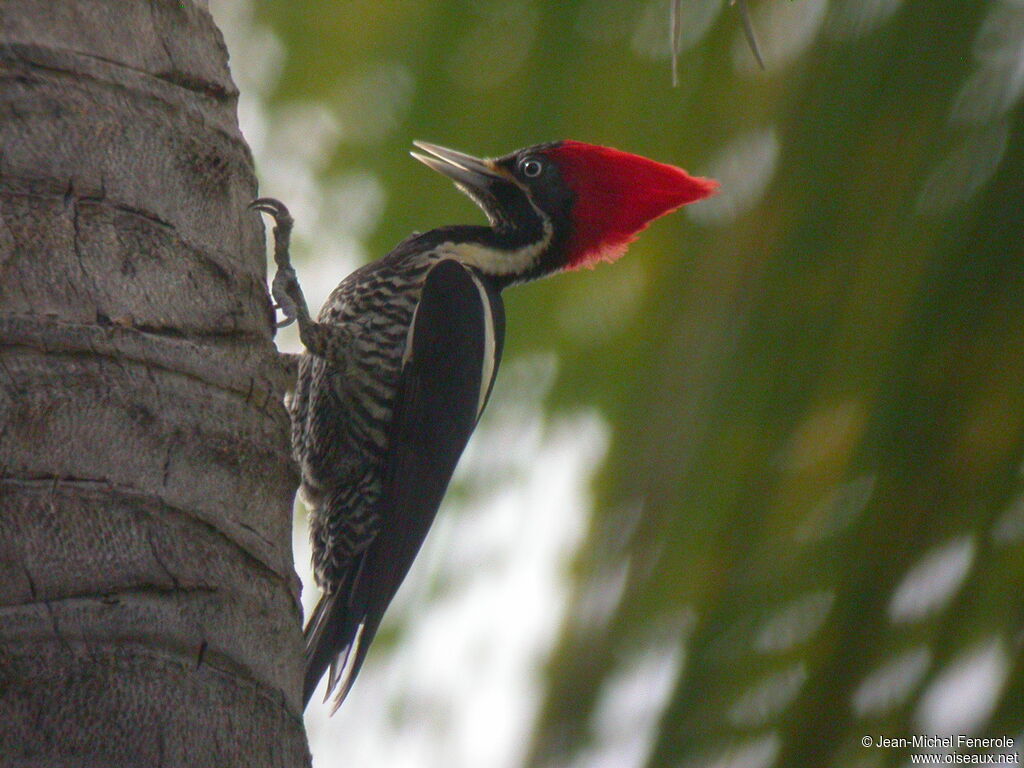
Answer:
251 140 717 711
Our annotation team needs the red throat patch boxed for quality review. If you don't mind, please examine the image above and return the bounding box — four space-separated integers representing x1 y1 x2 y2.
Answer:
545 141 718 270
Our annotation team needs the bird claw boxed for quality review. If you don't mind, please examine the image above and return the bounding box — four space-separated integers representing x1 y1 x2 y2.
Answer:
251 196 306 329
249 196 296 268
271 303 297 328
272 267 301 327
248 197 294 228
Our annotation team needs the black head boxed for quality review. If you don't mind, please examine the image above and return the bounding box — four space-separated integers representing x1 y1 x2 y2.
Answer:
411 141 573 284
410 140 718 283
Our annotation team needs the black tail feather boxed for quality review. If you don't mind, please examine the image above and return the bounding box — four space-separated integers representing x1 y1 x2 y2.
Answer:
319 621 377 712
302 551 382 710
302 590 348 707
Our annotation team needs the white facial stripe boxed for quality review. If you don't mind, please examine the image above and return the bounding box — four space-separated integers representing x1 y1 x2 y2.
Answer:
440 191 554 276
403 261 497 419
440 216 553 276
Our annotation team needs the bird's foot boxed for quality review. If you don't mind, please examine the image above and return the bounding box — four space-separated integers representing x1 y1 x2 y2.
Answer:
249 197 294 253
249 197 351 360
271 267 301 328
249 197 305 329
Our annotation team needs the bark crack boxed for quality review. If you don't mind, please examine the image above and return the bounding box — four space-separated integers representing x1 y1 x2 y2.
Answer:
2 183 260 291
147 530 181 590
238 520 277 551
0 40 234 101
161 432 176 489
0 313 291 399
41 599 72 654
1 584 219 613
0 594 296 712
68 191 101 314
1 475 295 586
22 564 38 601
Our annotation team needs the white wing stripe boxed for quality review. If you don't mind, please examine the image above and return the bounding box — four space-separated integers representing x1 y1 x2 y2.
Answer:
468 271 497 418
402 260 496 420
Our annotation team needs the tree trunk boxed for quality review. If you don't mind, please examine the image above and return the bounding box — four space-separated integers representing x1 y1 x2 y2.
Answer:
0 3 309 766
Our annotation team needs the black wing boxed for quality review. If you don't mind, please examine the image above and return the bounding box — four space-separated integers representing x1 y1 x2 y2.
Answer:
303 259 506 709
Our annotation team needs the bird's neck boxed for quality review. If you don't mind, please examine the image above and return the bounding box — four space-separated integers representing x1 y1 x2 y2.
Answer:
436 208 561 289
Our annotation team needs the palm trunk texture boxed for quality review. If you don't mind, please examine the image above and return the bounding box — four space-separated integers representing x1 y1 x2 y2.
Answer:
0 2 309 766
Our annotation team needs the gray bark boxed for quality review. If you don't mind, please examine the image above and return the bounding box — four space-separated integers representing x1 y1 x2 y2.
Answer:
0 2 309 766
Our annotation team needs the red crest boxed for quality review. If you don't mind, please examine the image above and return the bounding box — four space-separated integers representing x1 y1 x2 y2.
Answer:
546 142 718 269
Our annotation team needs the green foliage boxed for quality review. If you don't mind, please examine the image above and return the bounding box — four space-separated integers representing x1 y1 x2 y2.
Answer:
241 0 1024 764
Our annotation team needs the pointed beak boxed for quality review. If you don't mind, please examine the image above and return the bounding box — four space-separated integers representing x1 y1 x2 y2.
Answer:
410 141 505 193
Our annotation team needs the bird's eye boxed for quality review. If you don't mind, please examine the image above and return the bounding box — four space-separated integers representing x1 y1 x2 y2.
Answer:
520 158 544 178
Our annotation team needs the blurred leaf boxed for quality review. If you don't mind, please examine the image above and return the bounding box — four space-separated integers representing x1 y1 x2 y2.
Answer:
224 0 1024 765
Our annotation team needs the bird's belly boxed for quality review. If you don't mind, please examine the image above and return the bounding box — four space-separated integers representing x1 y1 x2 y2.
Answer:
293 346 406 585
296 350 403 499
287 259 430 585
